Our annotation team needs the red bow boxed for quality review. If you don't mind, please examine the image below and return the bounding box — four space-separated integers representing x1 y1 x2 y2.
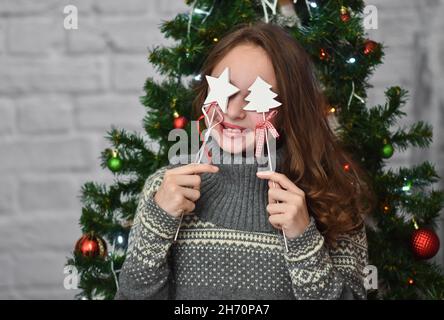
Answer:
255 110 279 158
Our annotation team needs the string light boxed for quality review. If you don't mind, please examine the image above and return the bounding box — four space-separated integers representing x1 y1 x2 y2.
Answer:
402 179 412 192
170 97 177 108
346 57 356 64
319 48 328 60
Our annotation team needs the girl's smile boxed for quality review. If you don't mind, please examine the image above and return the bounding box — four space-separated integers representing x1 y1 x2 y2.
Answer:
219 121 249 139
221 121 246 130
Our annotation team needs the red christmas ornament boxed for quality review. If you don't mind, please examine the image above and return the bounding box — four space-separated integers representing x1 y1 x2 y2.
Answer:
75 233 107 258
411 228 440 259
340 13 350 22
363 39 378 55
173 115 188 129
340 6 350 22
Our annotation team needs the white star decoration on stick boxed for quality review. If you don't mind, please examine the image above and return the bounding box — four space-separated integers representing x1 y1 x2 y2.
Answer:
243 76 281 112
204 67 240 113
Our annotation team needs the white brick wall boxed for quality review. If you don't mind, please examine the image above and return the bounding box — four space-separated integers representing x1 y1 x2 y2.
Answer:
0 0 188 299
0 0 442 299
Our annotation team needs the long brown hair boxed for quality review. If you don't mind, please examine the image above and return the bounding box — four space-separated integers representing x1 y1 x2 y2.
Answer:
192 22 374 246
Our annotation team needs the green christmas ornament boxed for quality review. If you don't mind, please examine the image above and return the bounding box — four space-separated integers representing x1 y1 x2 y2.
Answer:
107 150 122 172
381 142 394 158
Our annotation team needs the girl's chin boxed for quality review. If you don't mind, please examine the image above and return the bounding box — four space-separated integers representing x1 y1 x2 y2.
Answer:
219 143 248 154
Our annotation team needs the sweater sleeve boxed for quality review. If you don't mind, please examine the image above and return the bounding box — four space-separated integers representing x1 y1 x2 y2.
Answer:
114 166 181 300
280 216 368 300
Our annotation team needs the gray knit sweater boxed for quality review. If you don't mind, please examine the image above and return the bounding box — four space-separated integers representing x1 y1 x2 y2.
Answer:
114 148 368 300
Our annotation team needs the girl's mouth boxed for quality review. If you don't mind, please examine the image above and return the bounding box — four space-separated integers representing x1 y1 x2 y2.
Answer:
220 122 248 138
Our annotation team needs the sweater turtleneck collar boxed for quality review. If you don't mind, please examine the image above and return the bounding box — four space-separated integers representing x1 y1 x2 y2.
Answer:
194 139 285 234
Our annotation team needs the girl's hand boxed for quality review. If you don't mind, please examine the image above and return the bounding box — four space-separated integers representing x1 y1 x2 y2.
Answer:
154 163 219 218
256 171 310 239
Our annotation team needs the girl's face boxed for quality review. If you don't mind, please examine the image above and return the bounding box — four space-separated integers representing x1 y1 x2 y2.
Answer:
206 43 278 154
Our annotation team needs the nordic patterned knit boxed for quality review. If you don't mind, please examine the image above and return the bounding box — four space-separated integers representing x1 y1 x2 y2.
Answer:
115 147 368 300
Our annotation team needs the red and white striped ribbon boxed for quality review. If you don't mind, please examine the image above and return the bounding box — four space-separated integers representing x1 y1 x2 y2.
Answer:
255 110 279 158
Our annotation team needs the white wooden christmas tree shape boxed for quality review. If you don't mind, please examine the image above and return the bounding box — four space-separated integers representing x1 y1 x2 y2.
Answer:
243 76 281 112
242 75 288 252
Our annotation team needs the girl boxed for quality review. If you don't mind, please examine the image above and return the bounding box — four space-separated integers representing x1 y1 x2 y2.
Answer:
115 22 374 300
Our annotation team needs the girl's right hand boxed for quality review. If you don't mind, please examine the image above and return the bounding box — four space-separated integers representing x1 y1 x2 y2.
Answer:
154 163 219 218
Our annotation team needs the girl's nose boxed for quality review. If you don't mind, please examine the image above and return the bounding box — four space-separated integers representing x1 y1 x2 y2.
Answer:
225 94 247 120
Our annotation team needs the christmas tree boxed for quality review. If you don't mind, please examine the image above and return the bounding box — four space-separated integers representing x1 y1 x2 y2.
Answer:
66 0 444 300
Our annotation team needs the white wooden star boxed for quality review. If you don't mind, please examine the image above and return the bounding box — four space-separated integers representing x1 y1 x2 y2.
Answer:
204 67 240 113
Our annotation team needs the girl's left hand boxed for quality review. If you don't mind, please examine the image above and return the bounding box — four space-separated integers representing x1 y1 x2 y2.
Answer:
256 171 310 239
